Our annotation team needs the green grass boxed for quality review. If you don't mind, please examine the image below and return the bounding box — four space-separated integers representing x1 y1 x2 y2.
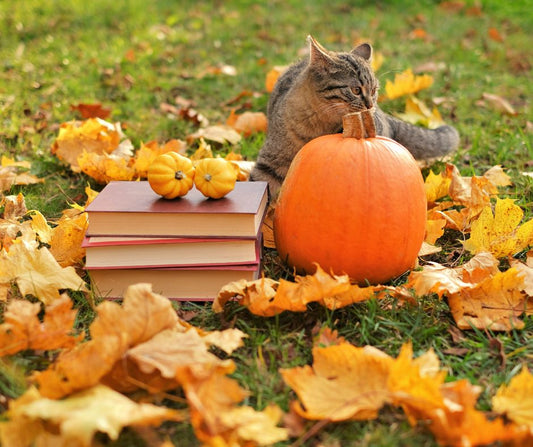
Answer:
1 0 533 445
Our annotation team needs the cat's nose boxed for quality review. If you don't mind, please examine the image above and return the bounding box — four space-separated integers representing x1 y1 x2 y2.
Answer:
363 95 373 109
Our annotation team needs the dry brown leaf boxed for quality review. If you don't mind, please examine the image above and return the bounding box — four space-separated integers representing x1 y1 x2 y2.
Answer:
186 125 242 146
70 102 111 119
481 92 517 116
0 294 82 356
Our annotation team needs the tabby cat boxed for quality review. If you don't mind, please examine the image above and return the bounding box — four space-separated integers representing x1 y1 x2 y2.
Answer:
250 36 460 200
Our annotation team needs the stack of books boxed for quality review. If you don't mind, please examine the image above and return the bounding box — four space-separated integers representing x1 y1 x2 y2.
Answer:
83 180 268 300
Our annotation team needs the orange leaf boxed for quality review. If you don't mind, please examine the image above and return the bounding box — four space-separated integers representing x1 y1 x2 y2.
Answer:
424 380 518 446
488 27 504 43
0 295 82 356
280 343 393 421
33 283 178 398
265 66 287 92
177 365 288 446
70 102 111 119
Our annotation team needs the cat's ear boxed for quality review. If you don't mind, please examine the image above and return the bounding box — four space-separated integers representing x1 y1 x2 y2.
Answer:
307 35 334 66
352 43 372 61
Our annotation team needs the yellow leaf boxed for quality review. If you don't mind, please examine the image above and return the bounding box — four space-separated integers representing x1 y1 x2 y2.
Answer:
51 118 124 172
280 343 393 421
384 69 434 100
493 366 533 429
1 239 87 305
29 210 53 244
77 150 135 184
448 268 530 331
424 169 451 203
463 198 533 257
0 385 182 447
396 96 446 129
388 343 447 423
132 139 187 178
49 211 89 267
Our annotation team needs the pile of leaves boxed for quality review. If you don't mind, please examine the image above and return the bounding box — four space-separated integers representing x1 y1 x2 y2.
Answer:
1 59 532 446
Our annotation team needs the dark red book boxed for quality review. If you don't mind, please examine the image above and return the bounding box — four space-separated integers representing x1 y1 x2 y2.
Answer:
83 235 262 268
87 263 261 300
85 181 269 238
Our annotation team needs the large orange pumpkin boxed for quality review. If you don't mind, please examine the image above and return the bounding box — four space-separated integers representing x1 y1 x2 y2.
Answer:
273 110 427 285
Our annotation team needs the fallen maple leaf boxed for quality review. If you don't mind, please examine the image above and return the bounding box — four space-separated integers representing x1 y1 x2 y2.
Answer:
396 96 446 129
177 365 288 446
265 65 287 92
0 384 183 447
384 69 434 100
77 144 136 184
422 379 519 446
424 169 452 204
280 342 393 421
407 252 533 330
214 265 404 316
493 366 533 429
132 139 187 178
463 198 533 257
0 156 43 192
70 102 111 119
0 294 82 356
51 118 125 172
388 343 447 423
0 237 88 305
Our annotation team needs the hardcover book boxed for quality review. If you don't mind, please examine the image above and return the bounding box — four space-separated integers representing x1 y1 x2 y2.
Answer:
87 264 261 300
83 235 262 268
85 181 269 238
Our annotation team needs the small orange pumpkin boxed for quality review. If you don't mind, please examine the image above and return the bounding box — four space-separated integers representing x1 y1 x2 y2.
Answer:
147 152 195 199
273 110 427 284
194 158 237 199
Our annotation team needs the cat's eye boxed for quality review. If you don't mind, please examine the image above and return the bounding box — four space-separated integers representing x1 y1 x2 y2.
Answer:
351 86 362 95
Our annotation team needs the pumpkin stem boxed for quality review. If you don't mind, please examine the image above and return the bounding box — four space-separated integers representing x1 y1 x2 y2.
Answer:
175 170 184 180
342 108 377 139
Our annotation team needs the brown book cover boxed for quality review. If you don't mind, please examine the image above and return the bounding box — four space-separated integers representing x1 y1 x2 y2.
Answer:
83 234 262 268
85 181 269 237
87 263 261 300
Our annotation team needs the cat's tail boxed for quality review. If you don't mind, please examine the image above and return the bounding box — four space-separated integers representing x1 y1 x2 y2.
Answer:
375 110 460 160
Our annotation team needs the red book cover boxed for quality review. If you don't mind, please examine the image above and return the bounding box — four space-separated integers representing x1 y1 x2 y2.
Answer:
85 181 269 238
